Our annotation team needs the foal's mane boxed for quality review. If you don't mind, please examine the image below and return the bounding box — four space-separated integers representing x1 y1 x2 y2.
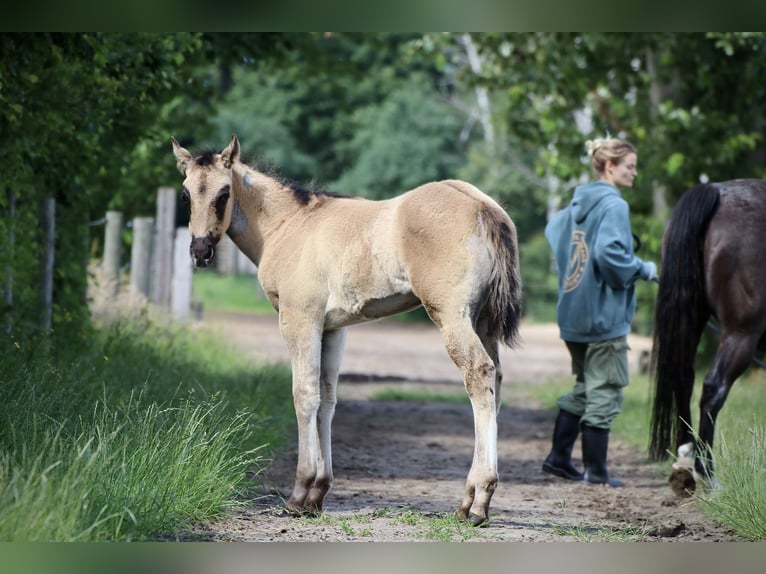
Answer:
240 157 351 206
193 148 351 206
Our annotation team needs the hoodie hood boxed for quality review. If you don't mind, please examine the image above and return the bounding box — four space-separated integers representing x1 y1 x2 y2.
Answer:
571 181 621 224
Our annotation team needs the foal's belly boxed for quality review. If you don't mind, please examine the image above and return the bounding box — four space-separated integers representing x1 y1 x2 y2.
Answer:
324 291 422 329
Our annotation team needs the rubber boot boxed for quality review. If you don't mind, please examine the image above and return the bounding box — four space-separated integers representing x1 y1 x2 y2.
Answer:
542 410 583 480
581 424 623 487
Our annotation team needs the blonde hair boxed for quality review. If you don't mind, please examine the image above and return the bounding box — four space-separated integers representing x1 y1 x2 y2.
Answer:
585 138 637 175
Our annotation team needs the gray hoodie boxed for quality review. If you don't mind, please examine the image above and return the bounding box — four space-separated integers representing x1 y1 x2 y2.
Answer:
545 181 654 342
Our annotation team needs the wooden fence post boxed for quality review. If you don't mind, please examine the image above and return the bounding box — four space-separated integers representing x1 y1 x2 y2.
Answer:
38 197 55 332
129 216 154 299
103 210 122 299
171 226 192 322
152 187 176 309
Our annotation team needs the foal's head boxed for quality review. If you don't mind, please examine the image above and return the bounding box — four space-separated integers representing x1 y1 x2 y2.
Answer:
171 134 240 267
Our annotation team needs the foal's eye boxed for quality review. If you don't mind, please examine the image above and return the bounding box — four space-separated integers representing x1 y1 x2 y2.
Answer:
215 190 230 207
214 185 231 220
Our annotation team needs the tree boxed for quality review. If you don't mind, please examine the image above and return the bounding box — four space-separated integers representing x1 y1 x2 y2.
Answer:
0 33 206 343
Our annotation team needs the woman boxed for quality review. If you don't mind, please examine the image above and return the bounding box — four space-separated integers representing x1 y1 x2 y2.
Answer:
542 137 657 487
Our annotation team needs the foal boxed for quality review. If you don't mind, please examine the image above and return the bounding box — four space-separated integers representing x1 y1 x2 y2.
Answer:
171 134 522 525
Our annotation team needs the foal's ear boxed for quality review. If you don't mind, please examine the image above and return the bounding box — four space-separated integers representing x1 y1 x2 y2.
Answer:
171 137 192 174
221 133 240 169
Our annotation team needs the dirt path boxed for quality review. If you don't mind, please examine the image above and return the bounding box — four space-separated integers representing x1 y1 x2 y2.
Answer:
190 311 737 542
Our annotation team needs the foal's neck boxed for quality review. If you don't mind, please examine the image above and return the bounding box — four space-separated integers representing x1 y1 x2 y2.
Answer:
229 163 301 263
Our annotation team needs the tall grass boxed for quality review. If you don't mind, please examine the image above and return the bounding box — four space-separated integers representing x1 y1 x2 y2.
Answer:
694 368 766 540
520 368 766 540
0 319 293 541
696 423 766 540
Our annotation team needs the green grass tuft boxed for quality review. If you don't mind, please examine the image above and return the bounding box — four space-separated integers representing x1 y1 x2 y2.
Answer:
0 318 293 541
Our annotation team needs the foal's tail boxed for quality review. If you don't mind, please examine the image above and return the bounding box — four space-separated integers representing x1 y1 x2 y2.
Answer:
480 208 523 348
649 184 720 461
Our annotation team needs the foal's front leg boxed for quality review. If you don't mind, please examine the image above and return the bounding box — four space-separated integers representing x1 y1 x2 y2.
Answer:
303 328 346 512
280 312 324 515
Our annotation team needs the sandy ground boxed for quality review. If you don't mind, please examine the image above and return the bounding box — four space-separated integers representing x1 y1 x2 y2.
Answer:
185 311 738 542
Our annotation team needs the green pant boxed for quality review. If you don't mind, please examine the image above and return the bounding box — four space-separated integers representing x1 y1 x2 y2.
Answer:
556 336 630 430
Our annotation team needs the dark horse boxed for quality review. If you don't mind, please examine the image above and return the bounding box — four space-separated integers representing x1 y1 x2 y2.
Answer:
650 179 766 495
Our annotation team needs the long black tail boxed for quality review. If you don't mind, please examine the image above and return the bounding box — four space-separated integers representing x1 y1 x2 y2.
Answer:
649 184 720 461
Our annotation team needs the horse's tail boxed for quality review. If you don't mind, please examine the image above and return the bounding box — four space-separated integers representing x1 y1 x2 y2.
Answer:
480 207 523 348
649 183 720 461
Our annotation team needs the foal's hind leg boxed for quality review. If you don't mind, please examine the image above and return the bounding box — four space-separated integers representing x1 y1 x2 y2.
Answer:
434 312 499 526
477 314 502 415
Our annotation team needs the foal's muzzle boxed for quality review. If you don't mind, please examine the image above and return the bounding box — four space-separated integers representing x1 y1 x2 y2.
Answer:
190 235 215 268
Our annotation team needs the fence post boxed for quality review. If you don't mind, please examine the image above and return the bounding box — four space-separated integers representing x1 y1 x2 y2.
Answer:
152 187 176 309
38 197 55 333
103 210 123 299
215 235 235 274
171 226 192 322
129 216 154 299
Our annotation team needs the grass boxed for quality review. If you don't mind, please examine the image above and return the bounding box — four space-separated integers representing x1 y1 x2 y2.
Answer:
192 271 434 323
370 388 469 404
542 522 649 541
0 318 293 541
697 423 766 540
192 272 275 315
306 507 490 541
693 367 766 540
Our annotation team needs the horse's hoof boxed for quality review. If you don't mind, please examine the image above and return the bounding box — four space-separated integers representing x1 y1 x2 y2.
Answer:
669 467 696 497
284 503 304 516
467 513 490 528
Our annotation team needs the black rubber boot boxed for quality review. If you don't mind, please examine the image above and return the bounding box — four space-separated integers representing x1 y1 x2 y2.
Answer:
581 424 623 487
542 410 583 480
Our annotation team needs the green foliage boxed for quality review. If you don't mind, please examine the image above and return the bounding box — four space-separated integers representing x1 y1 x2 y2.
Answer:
332 77 462 198
519 232 559 322
0 33 208 341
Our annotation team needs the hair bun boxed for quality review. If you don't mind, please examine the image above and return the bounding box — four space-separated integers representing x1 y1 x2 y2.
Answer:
585 138 605 157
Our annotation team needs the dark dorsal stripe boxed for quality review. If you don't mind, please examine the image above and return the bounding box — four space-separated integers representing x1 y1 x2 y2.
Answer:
289 183 348 206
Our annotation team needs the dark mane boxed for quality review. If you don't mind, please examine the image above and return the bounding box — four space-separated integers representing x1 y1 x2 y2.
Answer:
194 150 217 167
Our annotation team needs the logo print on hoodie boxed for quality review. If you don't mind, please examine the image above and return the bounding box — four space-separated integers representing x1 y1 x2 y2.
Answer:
563 230 589 292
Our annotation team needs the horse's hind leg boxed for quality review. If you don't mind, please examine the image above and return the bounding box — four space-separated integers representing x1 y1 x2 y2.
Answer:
303 328 346 513
696 330 756 477
433 311 499 526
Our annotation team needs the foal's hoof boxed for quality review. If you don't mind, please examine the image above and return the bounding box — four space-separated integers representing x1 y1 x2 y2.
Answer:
669 467 696 497
457 511 489 528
